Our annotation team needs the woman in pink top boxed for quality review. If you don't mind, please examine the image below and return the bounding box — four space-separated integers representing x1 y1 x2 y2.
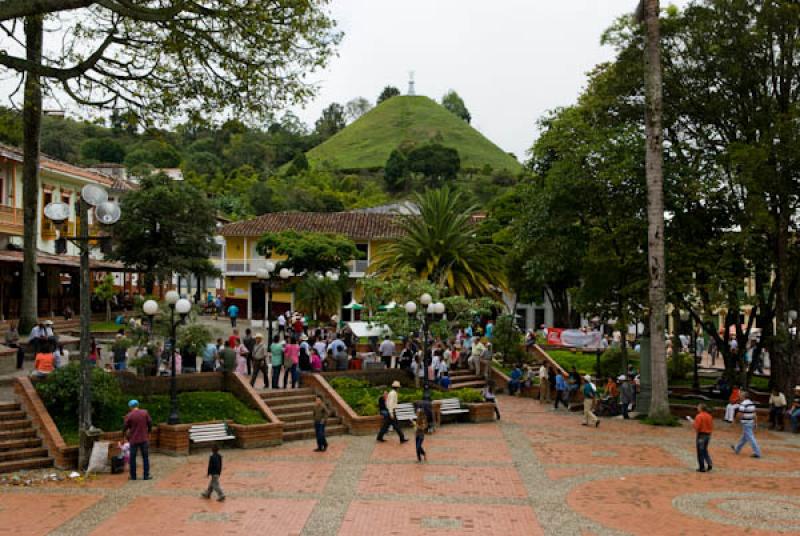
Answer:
282 336 300 389
310 348 322 371
235 340 249 375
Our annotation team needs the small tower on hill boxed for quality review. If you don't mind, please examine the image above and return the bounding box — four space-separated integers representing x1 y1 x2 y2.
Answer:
407 71 416 96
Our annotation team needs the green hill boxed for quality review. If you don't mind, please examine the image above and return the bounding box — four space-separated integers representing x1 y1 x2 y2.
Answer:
305 96 522 172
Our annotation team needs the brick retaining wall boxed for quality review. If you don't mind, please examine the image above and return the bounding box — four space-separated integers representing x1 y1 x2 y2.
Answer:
302 373 383 435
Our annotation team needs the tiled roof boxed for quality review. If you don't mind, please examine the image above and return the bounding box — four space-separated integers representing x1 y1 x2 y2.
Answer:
0 142 114 187
220 212 405 240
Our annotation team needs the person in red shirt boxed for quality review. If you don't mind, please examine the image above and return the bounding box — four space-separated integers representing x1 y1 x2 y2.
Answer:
228 329 240 350
124 400 152 480
691 403 713 472
33 350 55 377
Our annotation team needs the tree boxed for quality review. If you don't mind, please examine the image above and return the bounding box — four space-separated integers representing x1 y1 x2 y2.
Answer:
93 273 116 322
256 230 361 277
384 149 409 192
124 140 181 168
638 0 670 420
1 0 340 332
287 152 310 176
441 90 471 123
371 187 505 297
345 97 372 122
79 137 125 163
295 276 343 321
314 103 346 141
109 173 218 294
377 85 401 104
406 144 461 187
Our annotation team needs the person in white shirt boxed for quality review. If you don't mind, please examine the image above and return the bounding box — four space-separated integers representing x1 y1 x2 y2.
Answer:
378 335 396 368
376 381 407 443
277 314 287 338
538 364 550 402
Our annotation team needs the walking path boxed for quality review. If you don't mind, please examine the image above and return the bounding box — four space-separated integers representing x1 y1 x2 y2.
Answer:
2 395 800 535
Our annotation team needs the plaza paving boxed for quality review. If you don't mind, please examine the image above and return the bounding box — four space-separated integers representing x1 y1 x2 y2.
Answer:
2 395 800 535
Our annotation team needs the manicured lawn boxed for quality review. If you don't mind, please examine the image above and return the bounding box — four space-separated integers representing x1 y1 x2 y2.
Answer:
52 391 266 445
91 321 123 332
329 377 483 416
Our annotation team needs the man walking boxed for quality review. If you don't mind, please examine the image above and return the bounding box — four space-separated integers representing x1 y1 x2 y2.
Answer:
692 403 713 472
242 328 256 376
270 335 284 389
220 339 237 373
538 363 549 402
124 400 152 480
581 374 599 428
313 396 329 452
730 391 761 458
554 371 568 410
376 381 408 443
620 375 634 419
250 333 268 388
226 303 239 328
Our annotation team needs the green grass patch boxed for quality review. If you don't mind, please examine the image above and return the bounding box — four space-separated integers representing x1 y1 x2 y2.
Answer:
44 391 265 446
91 321 123 332
329 377 483 416
305 96 522 172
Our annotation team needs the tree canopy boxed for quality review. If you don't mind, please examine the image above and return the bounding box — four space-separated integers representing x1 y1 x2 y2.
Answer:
441 90 471 123
377 86 401 104
256 230 361 277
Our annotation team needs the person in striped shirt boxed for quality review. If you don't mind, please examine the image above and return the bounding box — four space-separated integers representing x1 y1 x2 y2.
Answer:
730 391 762 458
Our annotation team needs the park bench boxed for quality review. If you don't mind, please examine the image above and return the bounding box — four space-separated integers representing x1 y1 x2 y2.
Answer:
394 403 417 423
189 422 235 445
439 398 470 418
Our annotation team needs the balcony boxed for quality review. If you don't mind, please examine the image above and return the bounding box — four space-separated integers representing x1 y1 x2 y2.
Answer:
215 258 370 278
0 206 23 235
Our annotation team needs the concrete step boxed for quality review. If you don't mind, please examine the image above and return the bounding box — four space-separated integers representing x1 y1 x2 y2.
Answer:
450 380 486 390
448 369 477 377
273 410 314 423
448 374 482 382
261 395 316 407
0 402 20 412
0 419 31 431
260 388 314 400
0 428 37 441
282 424 346 442
0 456 53 473
0 447 48 462
0 437 41 451
0 410 26 421
282 418 342 432
270 402 315 415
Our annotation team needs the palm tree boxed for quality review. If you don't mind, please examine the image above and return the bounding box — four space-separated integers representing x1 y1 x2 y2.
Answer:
370 187 505 297
294 275 342 321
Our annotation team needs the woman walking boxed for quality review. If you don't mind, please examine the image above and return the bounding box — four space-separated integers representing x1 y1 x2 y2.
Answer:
283 336 300 389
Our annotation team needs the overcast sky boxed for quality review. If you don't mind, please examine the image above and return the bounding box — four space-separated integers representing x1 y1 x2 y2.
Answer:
293 0 691 162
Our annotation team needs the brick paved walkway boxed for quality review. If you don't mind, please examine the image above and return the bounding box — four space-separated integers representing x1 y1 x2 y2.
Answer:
4 395 800 535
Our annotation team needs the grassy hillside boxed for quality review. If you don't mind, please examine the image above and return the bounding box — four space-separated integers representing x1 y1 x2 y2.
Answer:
305 96 522 172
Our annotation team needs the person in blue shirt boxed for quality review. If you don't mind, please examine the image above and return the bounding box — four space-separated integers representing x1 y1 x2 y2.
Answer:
439 371 451 390
508 364 523 395
582 374 599 427
227 304 239 328
485 320 494 339
554 371 568 410
201 342 218 372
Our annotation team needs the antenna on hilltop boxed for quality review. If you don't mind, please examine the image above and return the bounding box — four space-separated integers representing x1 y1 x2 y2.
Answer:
407 71 415 96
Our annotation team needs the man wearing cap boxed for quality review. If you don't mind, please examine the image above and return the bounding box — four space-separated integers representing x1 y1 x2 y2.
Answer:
124 400 152 480
376 381 408 443
250 333 268 388
582 374 599 428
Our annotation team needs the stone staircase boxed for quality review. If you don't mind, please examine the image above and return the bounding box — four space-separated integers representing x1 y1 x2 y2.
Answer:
260 388 347 442
448 369 486 390
0 401 52 473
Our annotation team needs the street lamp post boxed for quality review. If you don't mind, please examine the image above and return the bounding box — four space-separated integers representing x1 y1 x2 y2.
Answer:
257 263 290 343
405 294 446 391
143 294 191 425
44 184 121 469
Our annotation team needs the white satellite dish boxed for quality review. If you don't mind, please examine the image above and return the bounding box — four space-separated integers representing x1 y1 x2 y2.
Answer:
81 184 108 207
95 201 121 225
43 201 70 223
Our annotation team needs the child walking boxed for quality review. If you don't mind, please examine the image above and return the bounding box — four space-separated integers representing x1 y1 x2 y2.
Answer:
414 409 427 463
201 445 226 502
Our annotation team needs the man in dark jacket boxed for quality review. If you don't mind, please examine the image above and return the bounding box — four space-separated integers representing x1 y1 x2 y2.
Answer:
201 445 225 501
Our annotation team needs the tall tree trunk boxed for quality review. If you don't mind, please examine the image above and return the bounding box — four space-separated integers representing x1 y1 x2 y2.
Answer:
20 16 43 334
641 0 670 419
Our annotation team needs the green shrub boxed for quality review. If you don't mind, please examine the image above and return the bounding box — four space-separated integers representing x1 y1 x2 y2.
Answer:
668 352 693 381
493 314 526 365
597 347 640 379
329 377 371 390
329 378 483 416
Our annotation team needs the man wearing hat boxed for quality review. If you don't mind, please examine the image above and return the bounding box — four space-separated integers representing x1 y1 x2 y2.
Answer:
124 399 152 480
250 333 269 388
582 375 599 428
376 381 408 443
